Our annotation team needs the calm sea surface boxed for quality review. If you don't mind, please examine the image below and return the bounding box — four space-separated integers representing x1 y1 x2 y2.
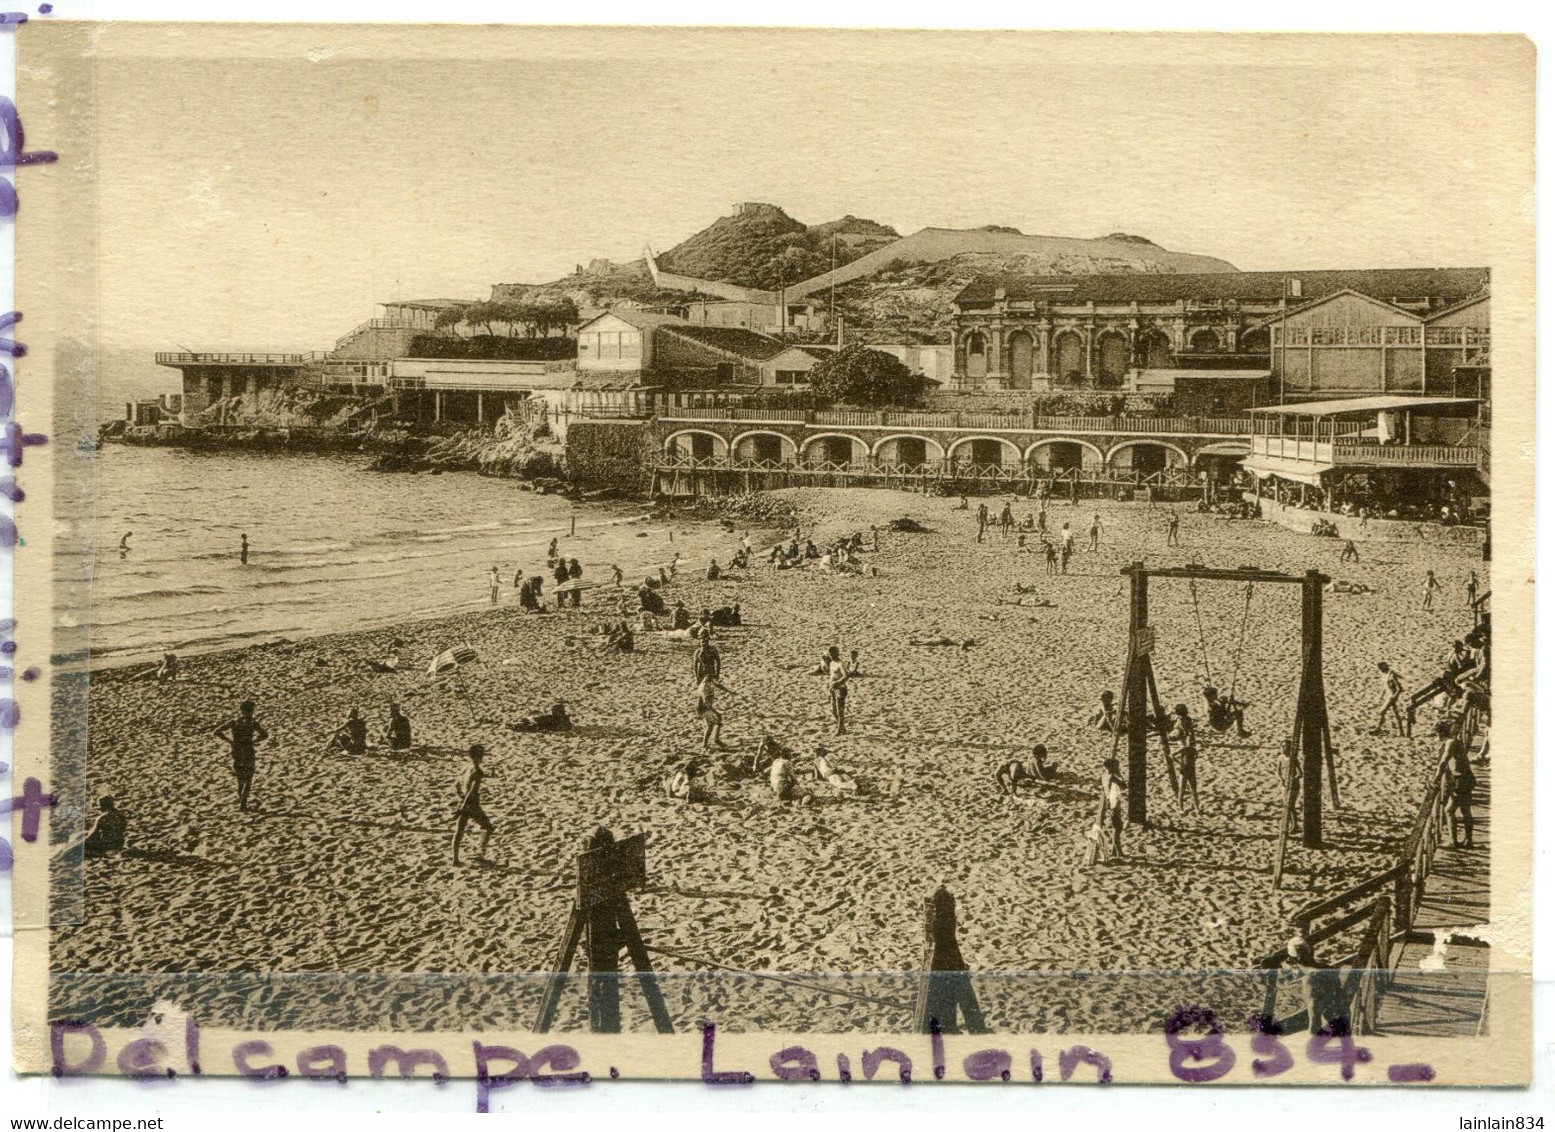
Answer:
60 447 655 666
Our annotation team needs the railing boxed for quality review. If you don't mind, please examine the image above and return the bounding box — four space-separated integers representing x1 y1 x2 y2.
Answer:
654 408 1252 436
335 317 413 348
1257 691 1484 1034
154 352 306 366
1332 443 1481 467
652 453 1200 490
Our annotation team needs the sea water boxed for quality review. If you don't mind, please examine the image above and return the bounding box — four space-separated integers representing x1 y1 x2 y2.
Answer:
55 446 662 666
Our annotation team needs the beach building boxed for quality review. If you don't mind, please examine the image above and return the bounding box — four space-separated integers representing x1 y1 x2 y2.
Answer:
949 267 1490 393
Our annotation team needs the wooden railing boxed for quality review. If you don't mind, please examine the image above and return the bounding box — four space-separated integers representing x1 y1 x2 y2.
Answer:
1332 443 1481 466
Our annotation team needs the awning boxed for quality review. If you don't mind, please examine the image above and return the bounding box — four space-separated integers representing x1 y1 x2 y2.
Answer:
1248 395 1479 418
1240 454 1332 487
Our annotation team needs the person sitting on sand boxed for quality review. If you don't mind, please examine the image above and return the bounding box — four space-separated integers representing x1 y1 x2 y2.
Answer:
731 547 749 570
664 759 702 805
451 745 493 866
696 674 732 751
639 581 666 616
82 796 128 858
325 707 369 755
1202 685 1251 738
385 701 412 752
769 754 810 803
804 540 820 559
603 620 635 652
996 744 1058 795
709 603 742 628
511 701 572 733
671 600 692 630
706 558 722 581
1089 690 1119 733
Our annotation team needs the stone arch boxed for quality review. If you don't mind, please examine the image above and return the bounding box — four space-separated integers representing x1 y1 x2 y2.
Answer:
730 430 798 463
1187 327 1222 353
1096 330 1131 384
1023 437 1105 464
1105 439 1190 469
946 435 1022 465
1006 330 1036 385
1240 327 1270 354
663 429 729 459
1053 330 1086 381
800 432 866 465
964 331 988 379
870 434 947 462
1139 328 1173 368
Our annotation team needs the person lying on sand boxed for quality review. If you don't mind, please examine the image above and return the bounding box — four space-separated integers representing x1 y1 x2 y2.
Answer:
908 635 979 649
709 603 742 628
997 595 1055 608
510 701 572 733
365 653 400 673
323 707 369 755
996 744 1058 795
812 745 857 794
1327 579 1374 594
384 701 412 752
598 621 634 652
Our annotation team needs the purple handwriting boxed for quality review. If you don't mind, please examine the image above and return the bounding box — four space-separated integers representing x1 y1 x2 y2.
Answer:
48 1015 1436 1109
0 97 58 217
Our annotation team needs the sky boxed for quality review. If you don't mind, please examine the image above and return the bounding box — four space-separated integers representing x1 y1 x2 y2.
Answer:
67 28 1532 354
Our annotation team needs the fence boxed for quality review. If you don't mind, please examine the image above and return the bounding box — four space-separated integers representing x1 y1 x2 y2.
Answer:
1256 693 1481 1033
653 407 1250 435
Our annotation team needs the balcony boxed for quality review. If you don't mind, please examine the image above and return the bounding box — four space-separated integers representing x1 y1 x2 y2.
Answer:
1250 434 1479 468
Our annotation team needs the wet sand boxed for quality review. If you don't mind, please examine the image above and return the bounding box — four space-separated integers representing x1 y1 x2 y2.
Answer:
50 488 1482 1033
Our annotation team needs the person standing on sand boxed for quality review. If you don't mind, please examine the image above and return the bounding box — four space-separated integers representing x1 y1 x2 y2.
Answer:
612 564 624 587
1422 569 1442 611
213 700 268 811
1339 539 1360 564
693 636 721 684
1466 570 1479 610
1000 502 1014 538
826 645 853 735
1166 512 1180 547
1099 758 1127 861
696 674 732 750
239 533 249 565
554 560 571 609
976 505 987 544
1089 512 1103 551
546 538 559 567
1374 662 1405 736
488 565 502 606
451 745 493 866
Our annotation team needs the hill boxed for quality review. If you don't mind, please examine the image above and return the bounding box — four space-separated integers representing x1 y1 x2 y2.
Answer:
654 203 900 291
491 205 1239 338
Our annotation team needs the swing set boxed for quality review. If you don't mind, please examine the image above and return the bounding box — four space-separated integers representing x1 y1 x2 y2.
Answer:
1106 561 1340 857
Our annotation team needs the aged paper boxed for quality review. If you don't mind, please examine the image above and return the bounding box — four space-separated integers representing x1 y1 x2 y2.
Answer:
6 24 1535 1099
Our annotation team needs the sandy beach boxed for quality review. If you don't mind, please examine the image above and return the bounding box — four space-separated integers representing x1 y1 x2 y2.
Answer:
50 487 1482 1034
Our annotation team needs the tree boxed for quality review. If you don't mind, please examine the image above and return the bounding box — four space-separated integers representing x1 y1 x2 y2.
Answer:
807 345 930 409
433 305 467 332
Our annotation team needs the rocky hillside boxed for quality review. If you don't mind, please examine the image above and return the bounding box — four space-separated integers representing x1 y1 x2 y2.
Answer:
654 203 900 291
492 205 1239 339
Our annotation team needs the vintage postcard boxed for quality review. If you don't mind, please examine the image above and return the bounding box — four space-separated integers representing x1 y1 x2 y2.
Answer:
5 23 1536 1101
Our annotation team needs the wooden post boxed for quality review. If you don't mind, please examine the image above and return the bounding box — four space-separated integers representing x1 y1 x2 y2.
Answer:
1299 570 1327 849
1126 564 1150 825
913 886 988 1035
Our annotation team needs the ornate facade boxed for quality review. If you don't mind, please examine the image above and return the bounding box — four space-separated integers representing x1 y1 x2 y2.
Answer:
950 267 1489 390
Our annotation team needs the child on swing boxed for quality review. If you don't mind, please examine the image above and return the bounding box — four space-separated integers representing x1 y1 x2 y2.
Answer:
1201 684 1251 738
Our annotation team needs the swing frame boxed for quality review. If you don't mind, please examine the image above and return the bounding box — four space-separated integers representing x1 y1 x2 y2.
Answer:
1113 562 1339 850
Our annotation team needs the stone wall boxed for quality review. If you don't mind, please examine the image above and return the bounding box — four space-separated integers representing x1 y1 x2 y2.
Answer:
566 420 654 493
1252 495 1485 546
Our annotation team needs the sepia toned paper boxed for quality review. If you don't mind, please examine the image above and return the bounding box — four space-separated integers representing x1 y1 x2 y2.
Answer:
6 24 1536 1098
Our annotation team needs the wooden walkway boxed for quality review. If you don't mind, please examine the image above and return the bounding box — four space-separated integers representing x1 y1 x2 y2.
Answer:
1371 758 1492 1037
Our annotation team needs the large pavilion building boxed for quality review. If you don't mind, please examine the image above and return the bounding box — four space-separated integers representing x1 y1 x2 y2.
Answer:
949 267 1490 395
